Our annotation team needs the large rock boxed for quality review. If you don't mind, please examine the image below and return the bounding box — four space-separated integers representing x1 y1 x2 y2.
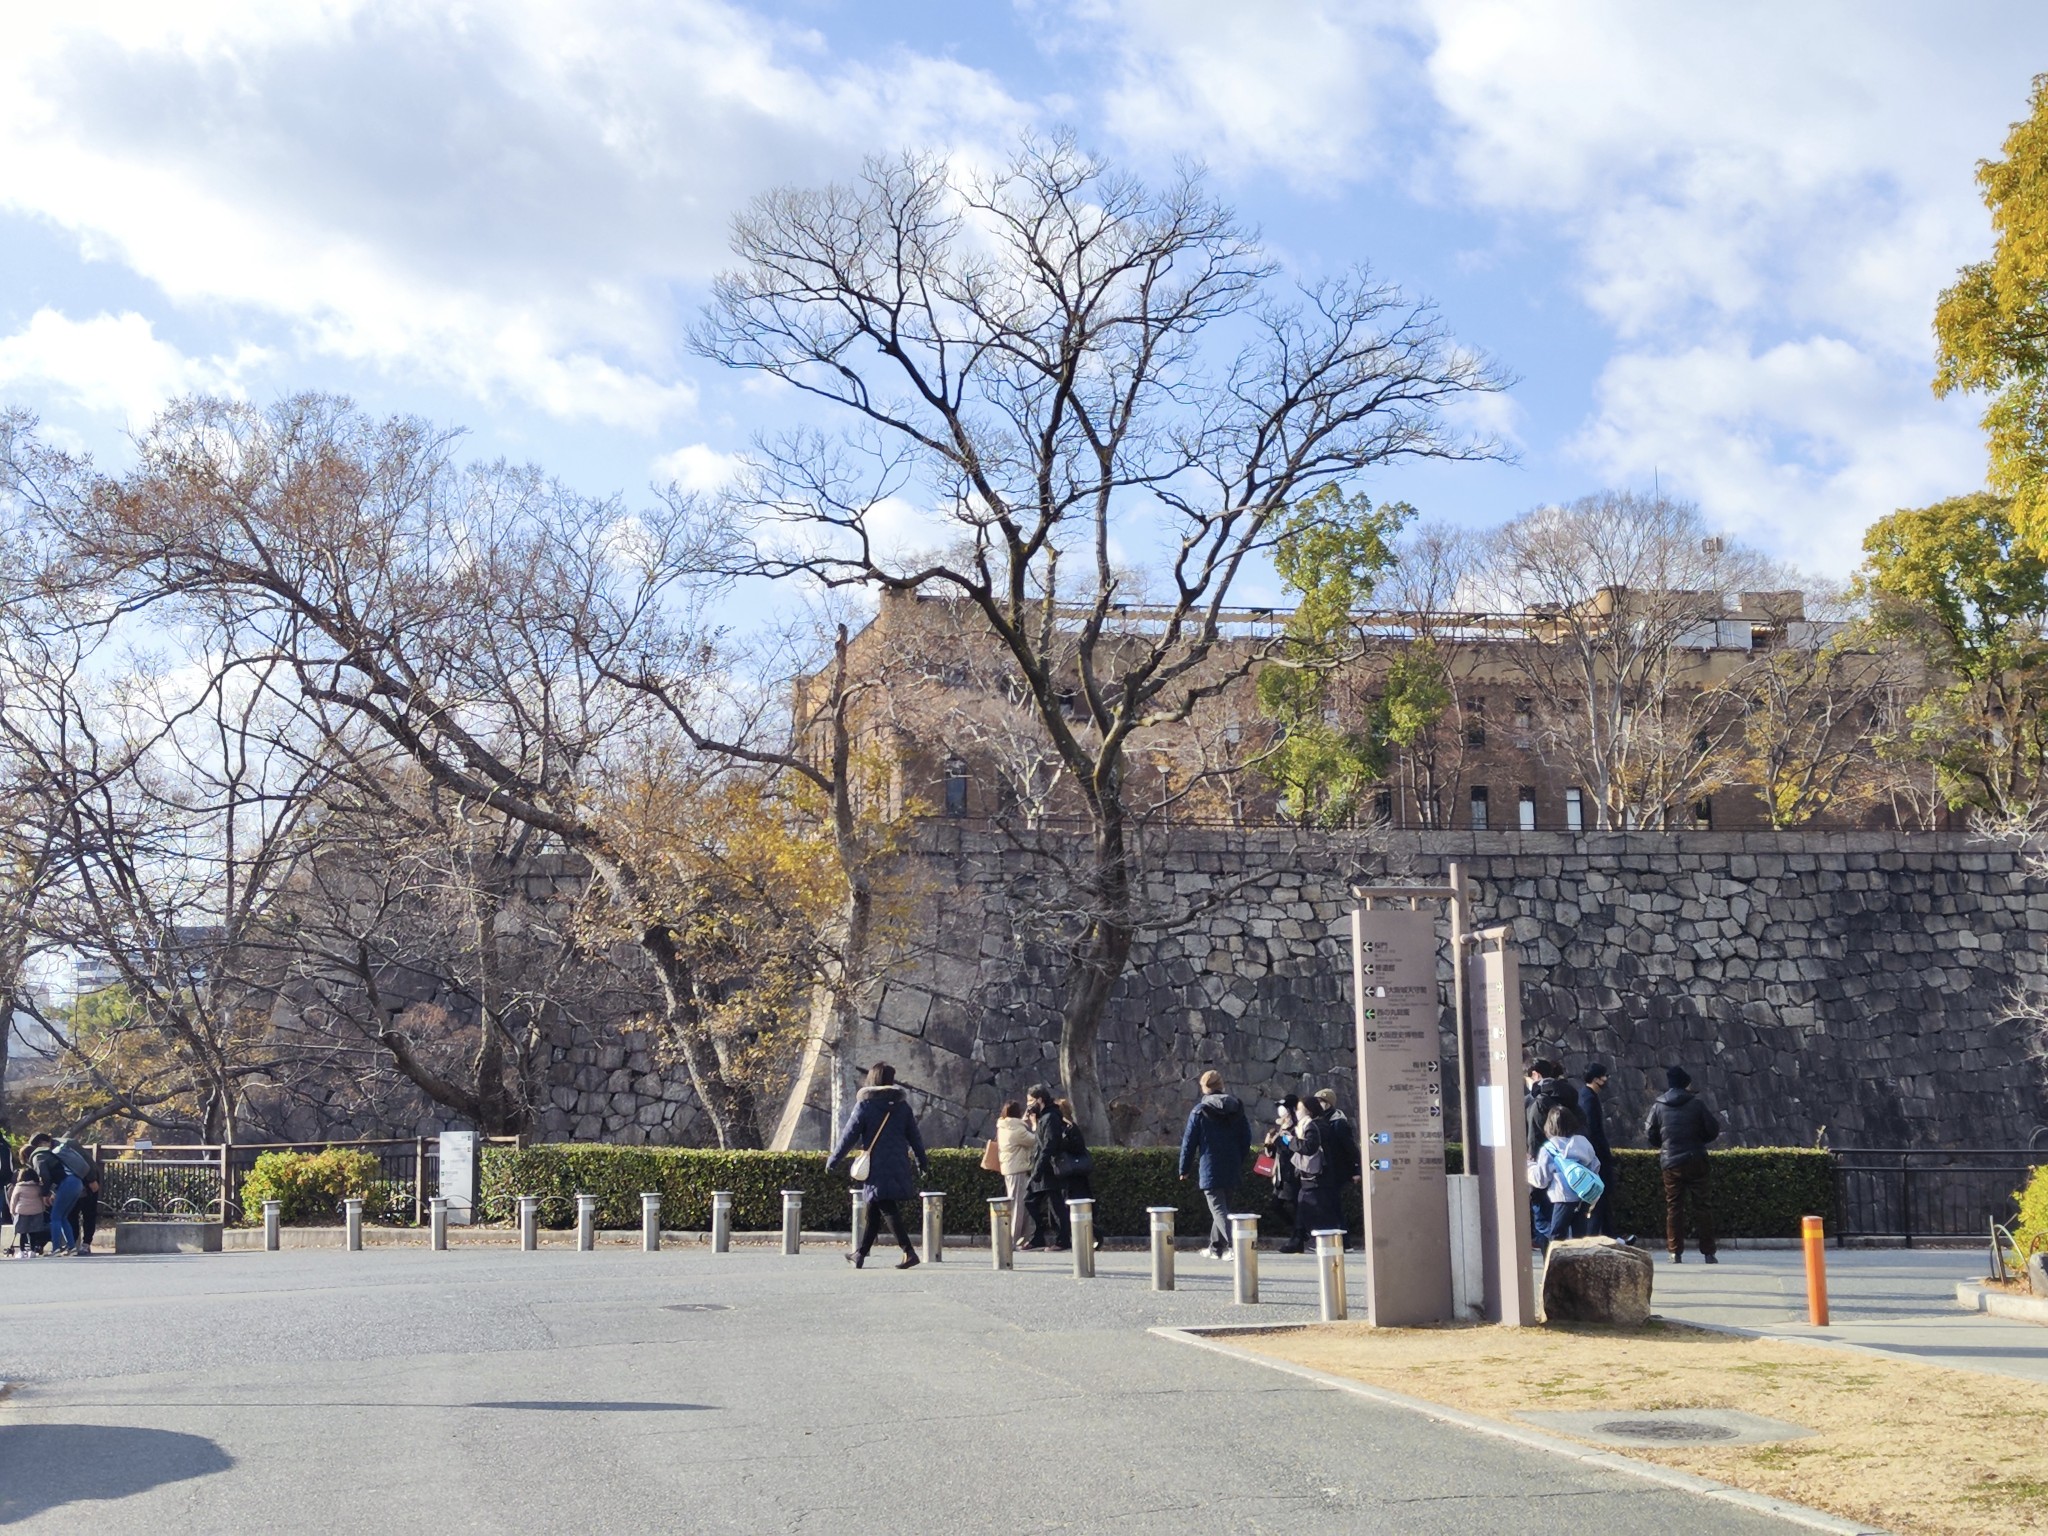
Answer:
1541 1237 1654 1325
2027 1252 2048 1297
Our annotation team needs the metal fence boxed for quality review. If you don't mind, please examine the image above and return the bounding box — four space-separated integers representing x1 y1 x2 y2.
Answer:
97 1138 472 1225
1832 1148 2044 1245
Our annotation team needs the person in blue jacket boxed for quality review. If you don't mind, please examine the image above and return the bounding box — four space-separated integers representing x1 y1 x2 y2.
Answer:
1179 1070 1251 1260
827 1061 930 1270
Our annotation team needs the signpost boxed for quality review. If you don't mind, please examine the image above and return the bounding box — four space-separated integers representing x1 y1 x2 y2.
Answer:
1467 929 1536 1325
438 1130 478 1227
1350 904 1453 1325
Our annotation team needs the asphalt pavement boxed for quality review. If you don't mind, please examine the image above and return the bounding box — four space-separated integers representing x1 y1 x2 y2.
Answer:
0 1241 1820 1535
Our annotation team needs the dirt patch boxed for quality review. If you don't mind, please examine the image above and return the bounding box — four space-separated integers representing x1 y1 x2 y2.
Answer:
1233 1321 2048 1536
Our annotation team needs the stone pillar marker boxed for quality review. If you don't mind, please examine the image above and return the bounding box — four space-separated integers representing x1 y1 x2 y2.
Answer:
1468 928 1536 1325
438 1131 479 1226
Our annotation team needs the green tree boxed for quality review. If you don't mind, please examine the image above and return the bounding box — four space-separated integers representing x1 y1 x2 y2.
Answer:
1934 74 2048 547
1254 487 1412 824
1858 492 2048 812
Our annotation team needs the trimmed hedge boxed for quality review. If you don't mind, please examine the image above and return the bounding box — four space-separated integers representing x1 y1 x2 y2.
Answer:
477 1143 1835 1240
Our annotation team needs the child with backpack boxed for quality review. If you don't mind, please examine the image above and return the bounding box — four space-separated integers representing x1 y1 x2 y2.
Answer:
1535 1104 1605 1255
10 1166 50 1256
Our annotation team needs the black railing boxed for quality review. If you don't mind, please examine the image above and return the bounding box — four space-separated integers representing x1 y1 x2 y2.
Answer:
1832 1148 2044 1245
96 1138 502 1225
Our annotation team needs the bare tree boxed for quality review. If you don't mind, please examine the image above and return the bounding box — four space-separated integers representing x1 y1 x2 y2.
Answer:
1478 492 1778 830
695 137 1506 1136
25 395 789 1145
1724 587 1918 828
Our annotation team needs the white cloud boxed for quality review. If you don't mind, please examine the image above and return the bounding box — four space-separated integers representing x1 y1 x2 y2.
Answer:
0 2 1031 430
0 309 265 425
1571 337 1986 572
652 443 746 495
1052 0 1418 188
1076 1 2044 560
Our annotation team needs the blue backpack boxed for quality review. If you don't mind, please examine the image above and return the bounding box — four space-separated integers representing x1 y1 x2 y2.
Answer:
1546 1142 1605 1204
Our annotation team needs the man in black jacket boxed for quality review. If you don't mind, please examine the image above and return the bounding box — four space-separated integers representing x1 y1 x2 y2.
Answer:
1576 1063 1617 1236
1644 1065 1721 1263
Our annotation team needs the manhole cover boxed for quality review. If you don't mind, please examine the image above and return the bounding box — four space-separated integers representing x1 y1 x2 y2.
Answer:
662 1303 732 1313
1596 1418 1738 1443
1517 1408 1815 1448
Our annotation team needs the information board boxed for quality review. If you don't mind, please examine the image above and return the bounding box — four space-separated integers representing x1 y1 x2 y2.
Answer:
1350 906 1453 1326
439 1130 479 1226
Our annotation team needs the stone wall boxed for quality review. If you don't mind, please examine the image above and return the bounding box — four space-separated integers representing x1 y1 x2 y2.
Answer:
808 826 2048 1153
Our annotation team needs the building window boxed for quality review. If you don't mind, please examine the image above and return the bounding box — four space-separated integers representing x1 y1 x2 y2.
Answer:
1469 785 1489 831
1564 787 1584 832
1693 796 1713 830
1518 787 1537 832
1464 699 1486 749
1513 698 1533 732
944 760 968 817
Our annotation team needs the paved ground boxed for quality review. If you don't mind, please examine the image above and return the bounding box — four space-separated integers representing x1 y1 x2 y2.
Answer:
1643 1247 2048 1384
0 1243 1818 1535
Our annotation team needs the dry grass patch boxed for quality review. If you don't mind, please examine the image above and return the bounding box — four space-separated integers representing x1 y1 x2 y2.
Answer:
1235 1320 2048 1536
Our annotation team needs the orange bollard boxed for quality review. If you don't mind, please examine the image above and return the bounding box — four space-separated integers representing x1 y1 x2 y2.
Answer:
1802 1214 1829 1326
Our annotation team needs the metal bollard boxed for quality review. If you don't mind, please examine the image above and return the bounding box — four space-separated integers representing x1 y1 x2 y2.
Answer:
781 1189 803 1256
1313 1228 1348 1321
711 1190 733 1253
430 1197 448 1251
1229 1213 1260 1304
850 1189 865 1251
921 1191 946 1264
518 1195 539 1252
575 1193 596 1252
1147 1205 1177 1291
641 1192 661 1253
344 1198 364 1252
263 1200 281 1252
988 1197 1014 1270
1068 1199 1096 1279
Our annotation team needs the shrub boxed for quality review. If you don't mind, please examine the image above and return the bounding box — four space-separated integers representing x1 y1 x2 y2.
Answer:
238 1149 387 1226
476 1142 1832 1240
2012 1163 2048 1263
1609 1148 1835 1240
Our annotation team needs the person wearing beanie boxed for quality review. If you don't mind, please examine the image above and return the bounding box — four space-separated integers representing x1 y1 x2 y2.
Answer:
1576 1063 1616 1236
1643 1063 1722 1262
1312 1088 1362 1250
1178 1070 1251 1259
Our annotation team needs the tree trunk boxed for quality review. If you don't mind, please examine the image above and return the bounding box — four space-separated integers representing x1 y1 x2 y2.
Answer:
1058 815 1134 1145
641 924 762 1148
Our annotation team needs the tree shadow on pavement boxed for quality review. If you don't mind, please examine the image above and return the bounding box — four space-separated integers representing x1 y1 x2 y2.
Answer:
0 1424 232 1523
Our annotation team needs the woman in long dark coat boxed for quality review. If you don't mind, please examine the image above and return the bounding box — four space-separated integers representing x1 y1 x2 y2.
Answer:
827 1061 930 1270
1019 1083 1070 1251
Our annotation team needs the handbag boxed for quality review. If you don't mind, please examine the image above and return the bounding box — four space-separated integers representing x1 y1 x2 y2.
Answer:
1052 1122 1092 1178
1252 1151 1277 1179
848 1108 892 1183
980 1138 1002 1174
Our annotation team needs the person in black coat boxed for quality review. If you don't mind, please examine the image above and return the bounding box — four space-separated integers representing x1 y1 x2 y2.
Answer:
1644 1064 1721 1263
1020 1084 1070 1250
1524 1059 1574 1249
827 1061 930 1270
1281 1096 1343 1253
1576 1063 1617 1237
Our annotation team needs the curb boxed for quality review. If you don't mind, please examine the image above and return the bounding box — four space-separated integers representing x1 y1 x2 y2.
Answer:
1151 1325 1886 1536
1954 1280 2048 1324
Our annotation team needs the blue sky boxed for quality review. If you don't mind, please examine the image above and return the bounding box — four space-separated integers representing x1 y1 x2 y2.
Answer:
3 2 2044 582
